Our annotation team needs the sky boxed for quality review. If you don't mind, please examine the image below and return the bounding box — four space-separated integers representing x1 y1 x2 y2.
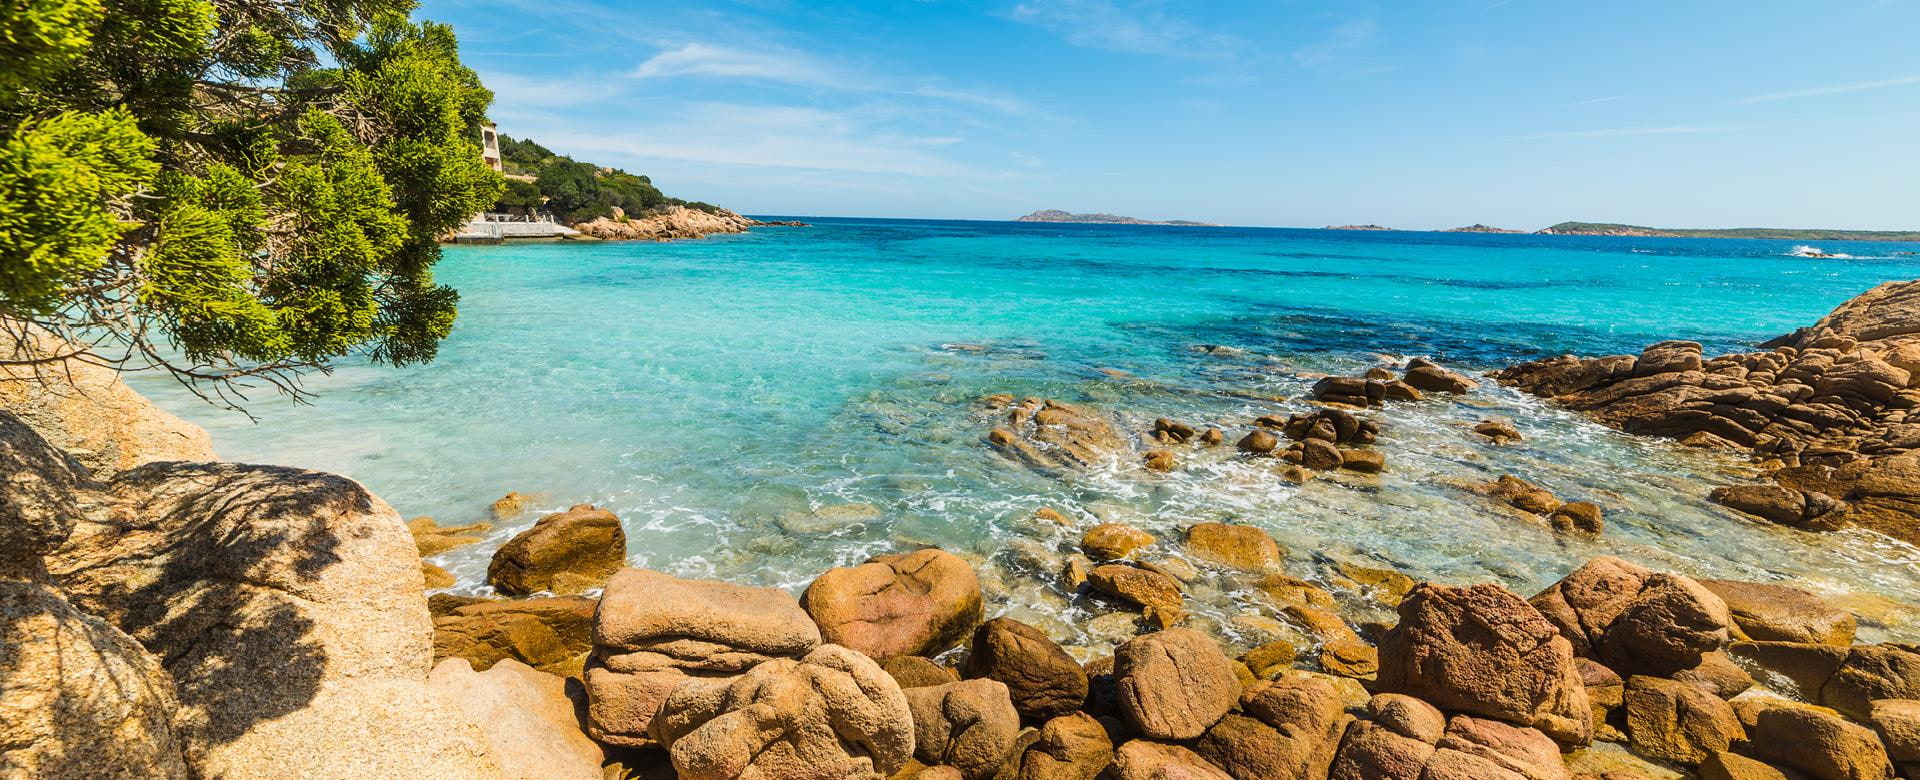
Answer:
423 0 1920 229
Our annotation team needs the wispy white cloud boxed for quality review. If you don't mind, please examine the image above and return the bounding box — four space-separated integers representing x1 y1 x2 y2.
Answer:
1507 125 1745 142
1734 73 1920 104
1562 95 1630 107
1008 0 1240 59
1292 17 1380 69
633 43 841 86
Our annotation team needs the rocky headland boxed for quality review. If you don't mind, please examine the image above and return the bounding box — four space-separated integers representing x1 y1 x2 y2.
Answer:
569 205 806 242
7 283 1920 779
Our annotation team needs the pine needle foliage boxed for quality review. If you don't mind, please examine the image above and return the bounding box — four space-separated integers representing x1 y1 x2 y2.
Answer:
0 0 503 409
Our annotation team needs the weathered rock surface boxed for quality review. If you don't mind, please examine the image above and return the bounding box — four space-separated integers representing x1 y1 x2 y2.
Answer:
586 568 821 747
1730 641 1920 721
1108 740 1232 780
1329 695 1569 780
1082 523 1155 560
1376 582 1592 745
1699 579 1856 646
1529 556 1731 676
650 643 915 780
570 205 771 241
1867 698 1920 765
1087 564 1184 614
1 329 216 475
429 657 605 779
1496 281 1920 544
904 678 1022 779
803 548 983 659
988 399 1131 473
1621 675 1742 765
432 596 598 675
1404 357 1479 394
486 504 625 596
1182 522 1283 570
1114 628 1240 740
883 655 961 689
47 459 500 778
1733 697 1894 780
1192 673 1351 779
0 579 192 779
962 617 1089 719
1280 408 1381 446
993 711 1113 780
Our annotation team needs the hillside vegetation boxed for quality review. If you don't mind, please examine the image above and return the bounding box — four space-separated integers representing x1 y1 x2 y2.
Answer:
494 136 722 223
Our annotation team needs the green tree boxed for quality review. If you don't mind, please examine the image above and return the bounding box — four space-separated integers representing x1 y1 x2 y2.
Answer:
0 0 502 408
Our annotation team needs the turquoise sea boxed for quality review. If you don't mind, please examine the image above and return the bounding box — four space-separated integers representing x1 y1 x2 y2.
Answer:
139 219 1920 651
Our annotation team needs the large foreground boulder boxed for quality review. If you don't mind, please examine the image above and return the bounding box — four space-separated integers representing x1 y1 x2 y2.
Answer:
1114 627 1240 740
961 617 1088 719
1192 673 1352 779
47 460 501 778
1329 694 1569 780
429 657 605 779
650 644 915 780
1528 556 1731 676
585 568 821 747
1734 697 1894 780
802 548 983 659
1376 583 1592 745
903 678 1022 779
0 579 192 779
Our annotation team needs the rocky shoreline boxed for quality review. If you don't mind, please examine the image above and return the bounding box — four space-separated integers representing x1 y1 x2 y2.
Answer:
568 206 807 241
7 283 1920 779
1496 279 1920 545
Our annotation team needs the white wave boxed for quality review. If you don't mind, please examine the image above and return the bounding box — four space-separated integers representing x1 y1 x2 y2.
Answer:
1789 245 1859 259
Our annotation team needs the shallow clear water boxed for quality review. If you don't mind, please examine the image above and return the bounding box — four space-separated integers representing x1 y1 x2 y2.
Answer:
137 219 1920 651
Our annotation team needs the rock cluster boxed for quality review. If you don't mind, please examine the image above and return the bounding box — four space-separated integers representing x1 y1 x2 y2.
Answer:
9 347 1920 780
1496 279 1920 544
1481 474 1606 536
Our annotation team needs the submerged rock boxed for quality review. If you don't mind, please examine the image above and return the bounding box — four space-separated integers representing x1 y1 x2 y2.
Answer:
1698 578 1856 646
987 399 1131 473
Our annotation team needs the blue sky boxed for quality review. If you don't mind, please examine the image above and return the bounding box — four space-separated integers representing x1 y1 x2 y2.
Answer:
425 0 1920 229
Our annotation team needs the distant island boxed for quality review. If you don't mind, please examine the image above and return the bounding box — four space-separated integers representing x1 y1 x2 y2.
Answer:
1538 221 1920 242
1447 224 1524 234
1324 224 1394 231
1017 209 1220 226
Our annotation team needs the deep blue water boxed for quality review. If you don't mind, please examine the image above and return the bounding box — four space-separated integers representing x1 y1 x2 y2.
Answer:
138 219 1920 649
